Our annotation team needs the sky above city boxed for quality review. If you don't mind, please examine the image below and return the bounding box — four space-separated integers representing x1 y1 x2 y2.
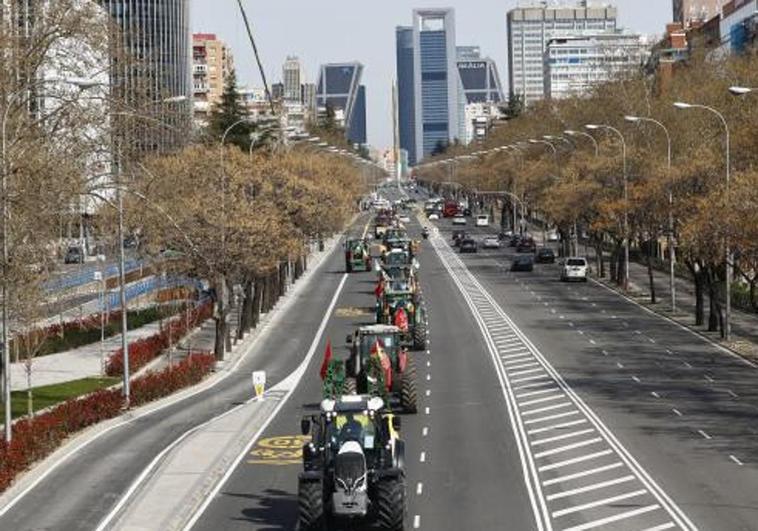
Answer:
191 0 672 150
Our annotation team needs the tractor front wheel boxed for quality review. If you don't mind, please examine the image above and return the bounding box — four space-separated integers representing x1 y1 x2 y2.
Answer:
375 475 406 531
298 478 325 530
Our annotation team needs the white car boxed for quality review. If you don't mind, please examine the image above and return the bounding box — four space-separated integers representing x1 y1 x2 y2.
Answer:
452 216 467 226
547 229 560 242
560 257 589 282
482 236 500 249
476 215 489 227
428 212 440 220
398 215 411 223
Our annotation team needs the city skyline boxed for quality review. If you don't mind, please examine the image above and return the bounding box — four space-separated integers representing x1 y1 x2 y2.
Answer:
193 0 670 149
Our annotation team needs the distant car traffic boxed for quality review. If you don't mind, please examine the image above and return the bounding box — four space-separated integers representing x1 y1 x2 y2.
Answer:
64 246 84 264
482 236 500 249
452 230 466 246
517 237 536 253
535 247 556 264
428 212 439 220
398 215 411 223
452 215 467 226
475 215 489 227
511 256 534 272
459 238 478 253
561 257 589 282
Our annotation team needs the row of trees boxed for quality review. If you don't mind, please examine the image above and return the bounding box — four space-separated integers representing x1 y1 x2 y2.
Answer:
419 49 757 336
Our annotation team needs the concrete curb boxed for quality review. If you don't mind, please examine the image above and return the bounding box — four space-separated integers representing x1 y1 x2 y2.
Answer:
0 230 346 515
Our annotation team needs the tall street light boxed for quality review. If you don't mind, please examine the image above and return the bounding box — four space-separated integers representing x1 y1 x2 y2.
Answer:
728 86 756 96
674 101 732 341
565 130 599 156
586 124 629 291
529 139 560 248
1 77 99 441
625 115 677 313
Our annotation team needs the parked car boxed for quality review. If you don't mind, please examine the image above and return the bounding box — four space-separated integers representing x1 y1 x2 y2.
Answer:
452 215 467 226
498 230 514 240
482 236 501 249
511 256 534 272
459 238 478 253
476 215 490 227
517 237 536 253
560 257 589 282
535 247 556 264
428 212 440 220
64 246 84 264
509 234 522 247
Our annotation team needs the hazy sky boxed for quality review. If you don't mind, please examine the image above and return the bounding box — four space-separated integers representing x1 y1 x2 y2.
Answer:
191 1 672 150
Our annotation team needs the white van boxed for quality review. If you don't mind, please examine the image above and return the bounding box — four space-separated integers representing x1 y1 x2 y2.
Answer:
475 215 489 227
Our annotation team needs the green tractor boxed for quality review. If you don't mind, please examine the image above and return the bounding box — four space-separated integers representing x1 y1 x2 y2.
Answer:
344 325 417 414
376 282 428 352
298 395 406 531
345 238 370 273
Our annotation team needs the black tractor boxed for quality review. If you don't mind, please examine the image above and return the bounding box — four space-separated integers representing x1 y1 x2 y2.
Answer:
298 395 406 531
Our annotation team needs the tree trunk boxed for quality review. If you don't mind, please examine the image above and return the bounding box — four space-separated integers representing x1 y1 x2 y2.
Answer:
213 274 228 361
646 240 657 304
706 269 721 333
238 278 254 339
594 238 605 278
252 277 263 328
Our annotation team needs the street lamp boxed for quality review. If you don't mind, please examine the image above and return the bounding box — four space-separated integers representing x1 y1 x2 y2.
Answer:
1 77 100 441
586 123 629 291
728 86 756 96
673 101 733 341
625 115 677 313
564 130 599 157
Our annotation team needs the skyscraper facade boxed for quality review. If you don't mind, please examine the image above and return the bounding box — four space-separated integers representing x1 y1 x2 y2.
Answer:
100 0 192 152
412 8 460 160
283 56 304 102
396 26 417 166
457 46 504 104
316 62 367 145
507 2 617 105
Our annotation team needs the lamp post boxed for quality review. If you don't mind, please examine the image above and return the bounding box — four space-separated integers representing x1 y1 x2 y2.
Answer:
674 101 732 341
1 77 99 441
586 124 629 291
565 130 599 156
625 115 676 313
529 139 560 248
728 86 756 96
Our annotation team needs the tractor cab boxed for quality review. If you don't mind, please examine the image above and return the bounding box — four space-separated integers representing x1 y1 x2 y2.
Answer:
345 238 370 273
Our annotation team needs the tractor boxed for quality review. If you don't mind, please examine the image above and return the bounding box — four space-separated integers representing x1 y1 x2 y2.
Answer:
298 395 406 531
344 325 417 414
376 282 428 351
345 238 370 273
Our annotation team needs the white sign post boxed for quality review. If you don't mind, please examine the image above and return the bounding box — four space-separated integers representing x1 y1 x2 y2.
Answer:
252 371 266 400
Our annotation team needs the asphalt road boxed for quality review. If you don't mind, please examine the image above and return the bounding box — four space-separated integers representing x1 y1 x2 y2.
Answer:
0 223 366 531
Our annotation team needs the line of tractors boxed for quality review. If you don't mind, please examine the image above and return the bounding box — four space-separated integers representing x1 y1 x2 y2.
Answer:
298 199 425 530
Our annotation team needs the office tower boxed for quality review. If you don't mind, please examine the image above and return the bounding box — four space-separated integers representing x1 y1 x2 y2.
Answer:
283 56 304 102
457 46 504 104
316 62 367 145
545 33 650 100
507 2 617 105
100 0 192 152
412 8 460 160
301 82 317 122
192 33 235 126
396 26 417 165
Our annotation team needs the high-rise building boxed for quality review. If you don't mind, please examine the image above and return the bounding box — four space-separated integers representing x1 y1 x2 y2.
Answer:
316 62 367 145
673 0 723 26
192 33 234 127
301 82 317 122
396 26 417 165
412 8 461 161
507 2 617 105
457 46 504 104
544 33 651 100
283 56 304 102
100 0 192 152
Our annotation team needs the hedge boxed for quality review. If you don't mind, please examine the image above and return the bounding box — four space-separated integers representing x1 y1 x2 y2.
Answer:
0 353 215 493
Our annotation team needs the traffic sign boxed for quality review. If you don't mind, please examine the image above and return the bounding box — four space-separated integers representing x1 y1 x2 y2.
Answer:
252 371 266 400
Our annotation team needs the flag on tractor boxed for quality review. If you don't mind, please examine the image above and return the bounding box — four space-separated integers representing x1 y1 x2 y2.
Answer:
370 339 392 389
319 339 333 380
394 307 409 331
374 280 384 299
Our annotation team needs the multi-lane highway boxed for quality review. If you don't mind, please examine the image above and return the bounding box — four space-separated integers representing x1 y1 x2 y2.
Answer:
3 188 758 530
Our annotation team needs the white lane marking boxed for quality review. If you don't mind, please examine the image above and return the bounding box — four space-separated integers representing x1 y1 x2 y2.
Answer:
546 475 636 501
513 380 555 391
730 455 744 466
502 354 534 364
588 339 596 345
528 419 587 435
617 362 625 369
697 430 712 440
649 337 657 344
552 489 648 518
519 394 565 407
672 409 683 417
522 402 573 417
523 411 580 426
420 452 426 463
510 367 545 377
577 330 584 336
426 360 431 368
601 350 609 356
683 361 692 368
562 504 661 531
534 438 603 459
416 482 423 495
727 389 738 398
425 407 430 415
507 361 542 371
180 273 351 531
531 429 596 446
511 374 551 384
425 389 431 397
704 375 714 383
517 388 560 399
538 450 614 472
500 346 530 355
651 392 661 399
413 514 421 529
426 374 431 381
632 376 641 383
422 427 428 437
542 462 624 486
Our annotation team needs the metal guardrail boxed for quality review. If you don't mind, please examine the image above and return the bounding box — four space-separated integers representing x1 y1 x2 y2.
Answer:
102 276 204 311
43 259 144 293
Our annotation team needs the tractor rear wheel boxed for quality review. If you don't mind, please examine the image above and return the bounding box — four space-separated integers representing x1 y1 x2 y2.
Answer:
412 322 427 351
400 357 417 414
344 377 357 395
375 475 405 531
298 478 325 530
